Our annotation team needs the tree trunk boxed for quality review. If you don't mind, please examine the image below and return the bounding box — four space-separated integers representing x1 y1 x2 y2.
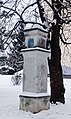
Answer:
48 24 65 104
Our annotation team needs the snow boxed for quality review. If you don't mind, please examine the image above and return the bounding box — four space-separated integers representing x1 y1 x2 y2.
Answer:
21 47 50 53
20 92 50 97
0 75 71 119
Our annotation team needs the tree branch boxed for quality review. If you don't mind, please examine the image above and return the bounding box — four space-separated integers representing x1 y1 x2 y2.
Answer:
60 34 71 44
1 5 24 22
44 0 53 11
21 2 37 17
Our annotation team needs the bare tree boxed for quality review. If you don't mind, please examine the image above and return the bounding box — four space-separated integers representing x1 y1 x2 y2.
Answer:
42 0 71 104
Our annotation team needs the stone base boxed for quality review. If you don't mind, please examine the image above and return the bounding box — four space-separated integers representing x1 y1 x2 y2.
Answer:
19 92 50 113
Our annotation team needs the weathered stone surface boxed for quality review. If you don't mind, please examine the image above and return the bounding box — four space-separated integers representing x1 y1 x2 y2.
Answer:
19 93 50 113
21 48 50 93
19 47 51 113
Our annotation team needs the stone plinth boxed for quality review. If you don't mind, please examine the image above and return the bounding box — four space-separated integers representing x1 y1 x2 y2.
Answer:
19 92 50 113
19 47 51 113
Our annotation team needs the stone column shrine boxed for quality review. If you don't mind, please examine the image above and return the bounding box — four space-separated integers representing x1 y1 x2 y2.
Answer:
19 26 51 113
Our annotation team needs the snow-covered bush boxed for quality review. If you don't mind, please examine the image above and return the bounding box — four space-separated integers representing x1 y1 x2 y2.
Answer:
11 70 23 85
11 74 21 85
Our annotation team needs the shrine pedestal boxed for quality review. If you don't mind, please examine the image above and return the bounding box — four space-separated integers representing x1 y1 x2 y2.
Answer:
19 47 50 113
19 92 50 113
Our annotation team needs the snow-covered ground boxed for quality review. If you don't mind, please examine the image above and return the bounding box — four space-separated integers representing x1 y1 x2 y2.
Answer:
0 75 71 119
